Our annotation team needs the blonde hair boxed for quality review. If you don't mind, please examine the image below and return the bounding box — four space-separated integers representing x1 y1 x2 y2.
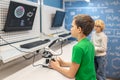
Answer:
95 19 105 31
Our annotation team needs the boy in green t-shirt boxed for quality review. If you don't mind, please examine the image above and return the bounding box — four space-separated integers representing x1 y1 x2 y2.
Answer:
50 14 96 80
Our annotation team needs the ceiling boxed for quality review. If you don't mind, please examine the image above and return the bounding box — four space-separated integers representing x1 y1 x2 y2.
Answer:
63 0 90 2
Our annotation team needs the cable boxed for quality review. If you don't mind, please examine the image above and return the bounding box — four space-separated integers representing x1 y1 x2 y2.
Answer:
32 51 44 67
32 48 51 68
51 38 64 56
23 52 38 60
48 38 60 48
0 36 36 59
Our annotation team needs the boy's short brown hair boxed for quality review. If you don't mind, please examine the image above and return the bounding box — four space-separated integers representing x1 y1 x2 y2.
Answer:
73 14 94 36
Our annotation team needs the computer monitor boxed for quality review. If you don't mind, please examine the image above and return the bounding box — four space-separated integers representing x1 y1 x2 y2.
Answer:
3 1 37 32
51 10 65 28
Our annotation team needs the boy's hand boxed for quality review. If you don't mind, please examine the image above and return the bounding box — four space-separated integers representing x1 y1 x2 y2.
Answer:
49 59 60 70
57 57 65 66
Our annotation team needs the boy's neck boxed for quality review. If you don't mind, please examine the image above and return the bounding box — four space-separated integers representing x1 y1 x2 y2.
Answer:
77 35 86 42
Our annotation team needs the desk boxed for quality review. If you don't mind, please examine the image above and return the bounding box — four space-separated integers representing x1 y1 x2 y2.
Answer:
0 32 71 63
2 41 76 80
0 36 56 63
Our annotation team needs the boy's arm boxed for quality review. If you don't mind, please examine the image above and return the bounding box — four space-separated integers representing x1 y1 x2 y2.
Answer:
57 57 71 67
95 36 107 52
50 61 80 78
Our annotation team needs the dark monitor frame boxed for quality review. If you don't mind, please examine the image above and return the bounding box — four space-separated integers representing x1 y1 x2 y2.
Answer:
3 1 37 32
51 10 65 28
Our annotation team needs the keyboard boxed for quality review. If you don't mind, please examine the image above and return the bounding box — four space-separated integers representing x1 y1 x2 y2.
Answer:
20 39 50 49
58 32 71 37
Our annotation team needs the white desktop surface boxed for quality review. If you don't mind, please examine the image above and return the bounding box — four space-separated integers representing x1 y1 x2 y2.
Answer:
0 31 71 63
0 35 58 63
2 41 76 80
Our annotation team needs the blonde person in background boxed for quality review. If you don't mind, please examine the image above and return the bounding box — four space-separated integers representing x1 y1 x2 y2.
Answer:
91 19 108 80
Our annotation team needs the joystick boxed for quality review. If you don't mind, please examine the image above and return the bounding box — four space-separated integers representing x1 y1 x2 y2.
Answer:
51 58 55 62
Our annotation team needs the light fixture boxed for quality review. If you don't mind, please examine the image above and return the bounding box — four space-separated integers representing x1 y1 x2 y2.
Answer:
85 0 90 2
64 0 90 2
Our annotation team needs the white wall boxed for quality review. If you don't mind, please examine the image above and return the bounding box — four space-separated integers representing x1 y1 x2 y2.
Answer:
41 5 66 35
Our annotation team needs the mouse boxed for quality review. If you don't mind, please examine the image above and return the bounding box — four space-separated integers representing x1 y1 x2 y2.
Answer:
44 39 50 42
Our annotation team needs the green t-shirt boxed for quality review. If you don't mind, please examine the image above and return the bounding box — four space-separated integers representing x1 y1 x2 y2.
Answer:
72 38 96 80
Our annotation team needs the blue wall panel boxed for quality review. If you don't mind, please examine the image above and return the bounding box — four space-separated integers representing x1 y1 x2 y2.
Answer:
65 0 120 79
44 0 63 8
28 0 37 2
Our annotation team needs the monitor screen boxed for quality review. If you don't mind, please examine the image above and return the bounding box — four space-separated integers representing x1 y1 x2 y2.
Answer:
51 10 65 28
3 1 37 32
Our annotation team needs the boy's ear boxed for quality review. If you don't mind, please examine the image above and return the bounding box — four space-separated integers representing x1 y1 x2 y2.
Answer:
78 27 82 33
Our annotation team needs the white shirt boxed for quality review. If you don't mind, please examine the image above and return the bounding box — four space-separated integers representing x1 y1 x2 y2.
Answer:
91 31 108 56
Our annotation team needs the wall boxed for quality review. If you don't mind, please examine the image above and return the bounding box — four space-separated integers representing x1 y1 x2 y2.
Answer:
41 5 65 35
28 0 64 32
44 0 63 9
65 0 120 79
28 0 37 3
28 0 63 8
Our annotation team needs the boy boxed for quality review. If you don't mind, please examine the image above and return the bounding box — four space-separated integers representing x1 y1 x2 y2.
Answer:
91 19 107 80
50 14 96 80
